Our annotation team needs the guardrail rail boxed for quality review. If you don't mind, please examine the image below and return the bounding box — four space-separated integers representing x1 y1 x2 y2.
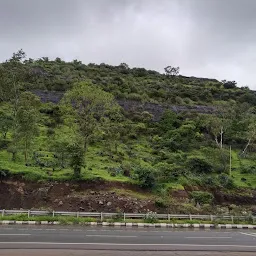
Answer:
0 209 255 223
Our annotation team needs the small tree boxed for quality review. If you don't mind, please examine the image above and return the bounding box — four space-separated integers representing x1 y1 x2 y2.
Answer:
0 106 13 139
164 66 180 76
186 157 213 174
67 141 85 179
13 92 40 164
222 80 237 89
241 121 256 156
134 165 156 189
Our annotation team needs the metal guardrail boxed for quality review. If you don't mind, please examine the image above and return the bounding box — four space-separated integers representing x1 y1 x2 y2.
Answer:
0 209 255 223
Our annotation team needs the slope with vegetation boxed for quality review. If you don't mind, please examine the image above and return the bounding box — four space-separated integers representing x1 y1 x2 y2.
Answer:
0 50 255 214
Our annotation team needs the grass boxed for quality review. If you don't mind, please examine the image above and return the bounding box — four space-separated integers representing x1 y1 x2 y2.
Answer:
164 182 185 190
0 214 96 224
0 150 48 180
0 215 255 225
1 128 255 194
110 188 154 200
231 150 256 188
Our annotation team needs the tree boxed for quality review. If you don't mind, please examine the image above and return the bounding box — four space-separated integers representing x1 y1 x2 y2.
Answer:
164 66 180 76
119 63 129 69
203 103 235 149
241 120 256 156
222 80 237 89
67 141 85 178
0 50 28 125
51 128 73 169
158 110 179 133
0 104 13 139
62 81 120 177
10 49 26 62
13 92 40 164
206 116 225 148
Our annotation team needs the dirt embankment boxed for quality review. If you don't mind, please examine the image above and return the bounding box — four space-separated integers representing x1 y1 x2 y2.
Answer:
0 179 255 212
0 179 157 212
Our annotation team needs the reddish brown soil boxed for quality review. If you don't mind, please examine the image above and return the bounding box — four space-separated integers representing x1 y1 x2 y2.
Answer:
0 179 255 213
0 179 157 212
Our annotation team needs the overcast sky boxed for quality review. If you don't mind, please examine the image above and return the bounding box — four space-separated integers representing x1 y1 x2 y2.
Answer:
1 0 256 89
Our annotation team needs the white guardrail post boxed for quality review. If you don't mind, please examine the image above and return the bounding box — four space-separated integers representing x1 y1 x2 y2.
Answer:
0 209 254 223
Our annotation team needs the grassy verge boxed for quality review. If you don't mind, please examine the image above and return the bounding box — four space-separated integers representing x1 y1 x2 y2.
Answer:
0 215 255 225
0 214 96 224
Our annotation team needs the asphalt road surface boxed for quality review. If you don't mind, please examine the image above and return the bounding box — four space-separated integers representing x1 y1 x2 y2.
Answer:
0 225 255 255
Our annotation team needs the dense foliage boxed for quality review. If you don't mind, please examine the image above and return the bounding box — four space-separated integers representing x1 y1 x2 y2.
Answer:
0 50 255 195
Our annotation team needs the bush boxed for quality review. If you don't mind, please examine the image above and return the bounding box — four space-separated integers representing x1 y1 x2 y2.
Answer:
202 176 219 187
240 165 256 174
155 198 168 208
0 139 9 149
144 211 158 223
190 191 214 205
133 165 156 189
218 174 235 189
154 162 179 182
186 157 213 174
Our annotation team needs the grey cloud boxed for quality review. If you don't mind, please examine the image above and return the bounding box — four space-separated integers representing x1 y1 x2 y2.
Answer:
0 0 255 89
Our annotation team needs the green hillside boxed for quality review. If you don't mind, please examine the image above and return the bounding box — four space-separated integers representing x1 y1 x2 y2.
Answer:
0 50 255 209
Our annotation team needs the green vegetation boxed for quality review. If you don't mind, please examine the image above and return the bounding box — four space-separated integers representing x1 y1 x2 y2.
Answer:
0 214 255 225
0 50 255 207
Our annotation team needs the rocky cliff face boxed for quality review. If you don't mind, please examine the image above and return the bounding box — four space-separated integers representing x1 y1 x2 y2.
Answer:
32 90 216 121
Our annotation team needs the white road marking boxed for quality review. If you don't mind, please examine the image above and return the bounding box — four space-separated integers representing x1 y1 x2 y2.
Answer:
0 242 255 248
0 234 31 236
86 235 137 238
240 232 256 238
185 237 232 239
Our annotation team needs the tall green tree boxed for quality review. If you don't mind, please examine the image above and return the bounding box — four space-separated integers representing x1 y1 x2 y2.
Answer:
13 92 40 164
241 120 256 156
0 104 13 139
62 81 120 177
0 49 27 103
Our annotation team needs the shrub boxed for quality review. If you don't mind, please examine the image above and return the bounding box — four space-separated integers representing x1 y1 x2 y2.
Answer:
202 176 219 187
133 165 156 189
240 165 256 174
186 157 213 174
144 211 158 223
0 139 9 149
218 174 235 189
154 162 179 182
155 198 168 208
190 191 214 205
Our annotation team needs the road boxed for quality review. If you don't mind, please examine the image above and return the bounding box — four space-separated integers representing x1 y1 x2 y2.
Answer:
0 225 255 255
